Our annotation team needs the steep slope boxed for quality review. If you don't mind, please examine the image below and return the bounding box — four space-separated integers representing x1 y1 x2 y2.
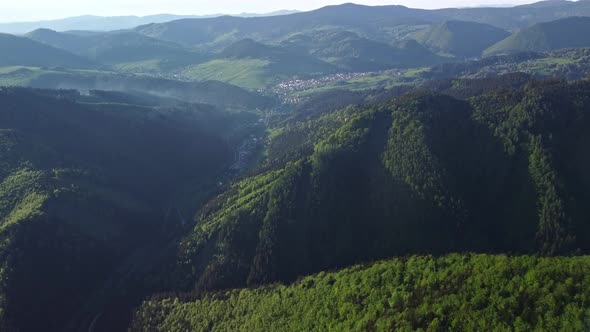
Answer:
0 33 96 69
485 17 590 55
148 77 590 298
133 254 590 331
0 87 261 331
414 20 510 58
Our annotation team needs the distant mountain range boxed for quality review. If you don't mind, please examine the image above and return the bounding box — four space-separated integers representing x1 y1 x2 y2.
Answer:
3 1 590 36
0 10 300 34
134 0 590 48
3 1 590 90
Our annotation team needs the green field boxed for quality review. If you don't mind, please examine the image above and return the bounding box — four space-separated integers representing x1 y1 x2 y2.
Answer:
0 67 57 86
183 59 272 90
0 66 121 87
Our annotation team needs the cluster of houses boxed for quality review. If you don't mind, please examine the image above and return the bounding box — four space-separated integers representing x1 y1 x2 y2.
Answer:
272 72 373 96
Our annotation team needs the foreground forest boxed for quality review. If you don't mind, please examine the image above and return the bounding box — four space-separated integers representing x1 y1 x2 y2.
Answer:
133 254 590 331
0 88 261 331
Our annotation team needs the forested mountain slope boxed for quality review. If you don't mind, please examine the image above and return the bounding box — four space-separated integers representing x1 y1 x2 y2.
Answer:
485 17 590 55
0 88 259 331
133 254 590 331
280 31 446 71
413 20 509 58
148 77 590 298
3 3 590 331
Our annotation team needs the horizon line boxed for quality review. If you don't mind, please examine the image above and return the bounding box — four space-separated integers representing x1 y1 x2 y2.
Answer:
0 1 557 25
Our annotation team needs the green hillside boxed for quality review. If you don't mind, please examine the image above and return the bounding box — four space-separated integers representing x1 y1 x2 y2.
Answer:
4 4 590 331
183 59 272 90
133 254 590 332
129 77 590 304
0 87 262 331
0 33 96 69
126 76 590 332
485 17 590 56
281 30 446 71
414 20 509 58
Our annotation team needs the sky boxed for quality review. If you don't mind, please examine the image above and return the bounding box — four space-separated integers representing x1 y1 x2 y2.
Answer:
0 0 551 23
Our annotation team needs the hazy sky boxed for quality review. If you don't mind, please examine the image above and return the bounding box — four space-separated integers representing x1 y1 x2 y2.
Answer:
0 0 550 23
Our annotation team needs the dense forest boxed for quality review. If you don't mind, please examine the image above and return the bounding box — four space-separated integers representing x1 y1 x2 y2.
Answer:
154 77 590 291
133 254 590 331
0 88 261 331
1 1 590 331
2 50 590 332
123 76 590 330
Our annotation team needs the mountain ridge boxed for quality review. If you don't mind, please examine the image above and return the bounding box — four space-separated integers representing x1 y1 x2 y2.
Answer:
134 0 590 48
413 20 510 58
485 16 590 55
